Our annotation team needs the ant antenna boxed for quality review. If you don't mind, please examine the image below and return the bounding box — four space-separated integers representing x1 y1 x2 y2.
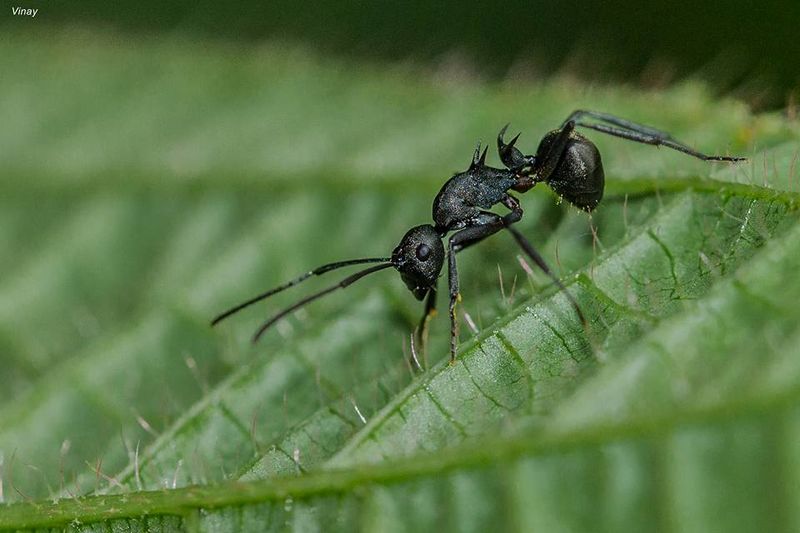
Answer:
211 257 390 326
252 262 394 342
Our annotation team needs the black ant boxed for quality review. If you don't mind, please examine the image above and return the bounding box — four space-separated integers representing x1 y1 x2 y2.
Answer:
212 109 745 364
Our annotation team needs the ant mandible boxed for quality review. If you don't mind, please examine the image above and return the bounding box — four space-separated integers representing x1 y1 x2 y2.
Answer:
211 109 745 364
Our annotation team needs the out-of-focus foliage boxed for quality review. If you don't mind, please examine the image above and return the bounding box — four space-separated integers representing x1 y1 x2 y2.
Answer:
2 1 798 107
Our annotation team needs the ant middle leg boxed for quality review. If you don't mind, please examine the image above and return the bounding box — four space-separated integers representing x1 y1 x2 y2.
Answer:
504 225 586 326
500 192 585 324
445 197 585 361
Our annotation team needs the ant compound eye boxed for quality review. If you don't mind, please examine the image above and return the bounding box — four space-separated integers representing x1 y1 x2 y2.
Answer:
416 244 431 261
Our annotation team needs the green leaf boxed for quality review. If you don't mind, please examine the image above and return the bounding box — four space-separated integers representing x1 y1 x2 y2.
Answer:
1 30 800 531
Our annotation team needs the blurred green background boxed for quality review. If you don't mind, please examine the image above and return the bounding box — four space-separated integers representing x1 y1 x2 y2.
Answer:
2 0 799 108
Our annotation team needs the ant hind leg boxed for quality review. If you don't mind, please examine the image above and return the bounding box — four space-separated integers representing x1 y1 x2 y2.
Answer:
563 109 745 162
563 110 678 139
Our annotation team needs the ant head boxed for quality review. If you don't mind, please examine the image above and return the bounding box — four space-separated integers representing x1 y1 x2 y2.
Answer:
391 224 444 300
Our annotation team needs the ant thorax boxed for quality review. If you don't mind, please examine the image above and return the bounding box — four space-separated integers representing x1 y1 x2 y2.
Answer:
432 166 516 231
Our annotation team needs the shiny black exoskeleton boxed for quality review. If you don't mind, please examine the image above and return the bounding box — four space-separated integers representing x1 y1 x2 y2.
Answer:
212 109 745 366
392 224 445 301
432 109 745 361
530 128 604 211
211 224 444 349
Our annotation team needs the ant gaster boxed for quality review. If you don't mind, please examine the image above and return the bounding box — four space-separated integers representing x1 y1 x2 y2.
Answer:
212 109 745 365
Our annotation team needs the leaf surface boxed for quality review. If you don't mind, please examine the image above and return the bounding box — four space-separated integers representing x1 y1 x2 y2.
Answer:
1 30 799 532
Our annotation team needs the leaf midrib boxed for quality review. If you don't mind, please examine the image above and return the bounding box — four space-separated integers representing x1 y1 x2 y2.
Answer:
1 374 797 530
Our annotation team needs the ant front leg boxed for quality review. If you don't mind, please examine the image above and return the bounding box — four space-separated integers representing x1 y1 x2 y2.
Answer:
414 287 437 368
447 224 495 363
446 198 523 362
